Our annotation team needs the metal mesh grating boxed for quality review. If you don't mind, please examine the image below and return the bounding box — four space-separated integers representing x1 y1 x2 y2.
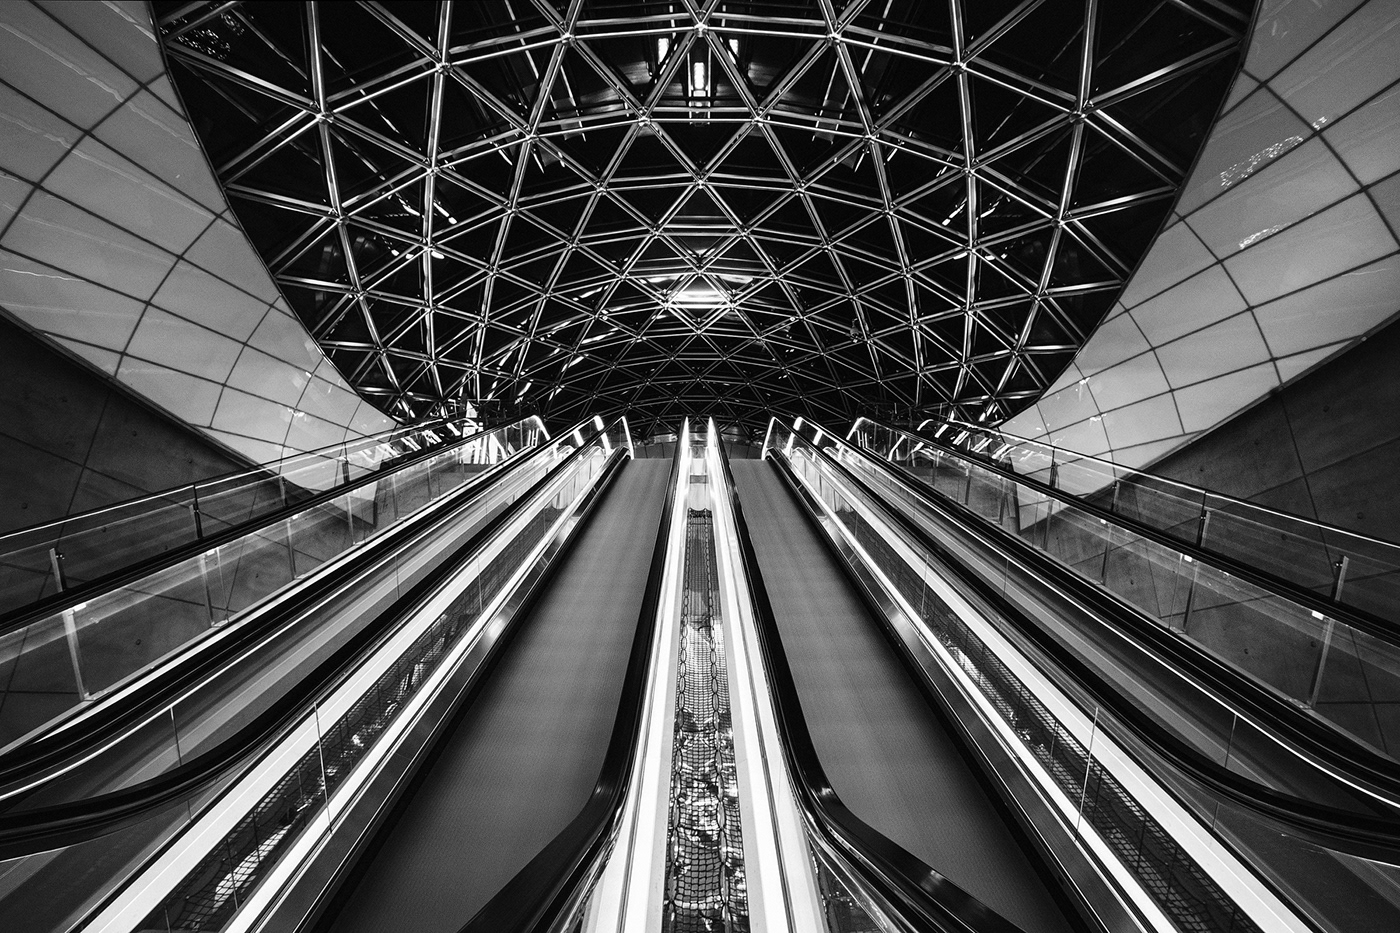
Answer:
663 510 749 933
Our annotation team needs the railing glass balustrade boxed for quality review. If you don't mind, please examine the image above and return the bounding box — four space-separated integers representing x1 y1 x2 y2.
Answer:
0 417 548 752
0 416 545 618
779 422 1400 933
846 418 1400 761
853 417 1400 629
770 423 1301 933
0 420 629 933
0 424 603 809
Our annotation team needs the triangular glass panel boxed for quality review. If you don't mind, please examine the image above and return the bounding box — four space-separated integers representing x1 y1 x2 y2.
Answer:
969 72 1067 154
1071 123 1171 206
222 5 313 99
987 125 1073 206
975 2 1082 90
438 78 507 151
886 71 964 157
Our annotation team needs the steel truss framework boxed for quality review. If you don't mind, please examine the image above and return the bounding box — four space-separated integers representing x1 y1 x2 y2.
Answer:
156 0 1248 434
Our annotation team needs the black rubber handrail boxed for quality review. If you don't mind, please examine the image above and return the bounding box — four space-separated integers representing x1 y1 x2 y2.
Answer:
797 433 1400 860
0 417 546 638
716 442 1037 933
868 418 1399 644
0 422 617 855
453 427 686 933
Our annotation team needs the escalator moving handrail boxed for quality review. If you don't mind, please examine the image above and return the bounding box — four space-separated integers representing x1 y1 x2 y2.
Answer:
455 437 687 933
798 434 1400 860
0 422 620 860
861 418 1397 646
0 416 552 638
716 444 1029 933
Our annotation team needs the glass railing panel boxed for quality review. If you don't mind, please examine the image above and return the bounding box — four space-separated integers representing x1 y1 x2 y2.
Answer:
1047 454 1117 499
1112 473 1206 545
1099 530 1194 629
134 438 610 932
848 423 1400 773
282 451 349 495
193 474 292 535
0 790 222 933
206 525 298 623
807 841 893 933
1181 567 1328 701
812 428 1400 933
0 421 556 755
1202 500 1336 597
0 614 80 748
846 420 1400 758
880 417 1400 624
11 436 584 801
0 538 63 611
1041 500 1115 582
1342 548 1400 629
52 497 201 594
69 558 221 699
283 498 357 581
1307 620 1400 756
0 416 534 619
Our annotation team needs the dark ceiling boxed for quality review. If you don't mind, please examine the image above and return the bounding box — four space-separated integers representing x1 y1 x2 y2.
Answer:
155 0 1250 435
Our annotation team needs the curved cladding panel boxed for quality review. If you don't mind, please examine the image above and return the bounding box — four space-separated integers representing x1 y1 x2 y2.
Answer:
1001 0 1400 475
0 0 396 469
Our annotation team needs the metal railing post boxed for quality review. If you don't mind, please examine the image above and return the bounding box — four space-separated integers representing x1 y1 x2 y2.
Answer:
1331 554 1351 603
47 546 66 593
198 552 218 626
1307 616 1337 709
49 547 90 700
190 483 205 539
284 517 298 579
1179 510 1211 634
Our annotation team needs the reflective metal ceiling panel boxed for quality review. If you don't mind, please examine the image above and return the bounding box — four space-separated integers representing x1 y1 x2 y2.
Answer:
156 0 1248 434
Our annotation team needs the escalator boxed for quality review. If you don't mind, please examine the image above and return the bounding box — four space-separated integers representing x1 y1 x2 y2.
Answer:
774 420 1400 933
849 417 1400 800
2 417 1344 933
304 425 1097 933
729 459 1079 933
0 420 586 832
0 421 631 932
319 458 671 933
0 416 547 786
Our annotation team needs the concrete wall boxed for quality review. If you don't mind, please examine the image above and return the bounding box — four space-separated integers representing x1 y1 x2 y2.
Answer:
0 314 245 536
1149 315 1400 544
